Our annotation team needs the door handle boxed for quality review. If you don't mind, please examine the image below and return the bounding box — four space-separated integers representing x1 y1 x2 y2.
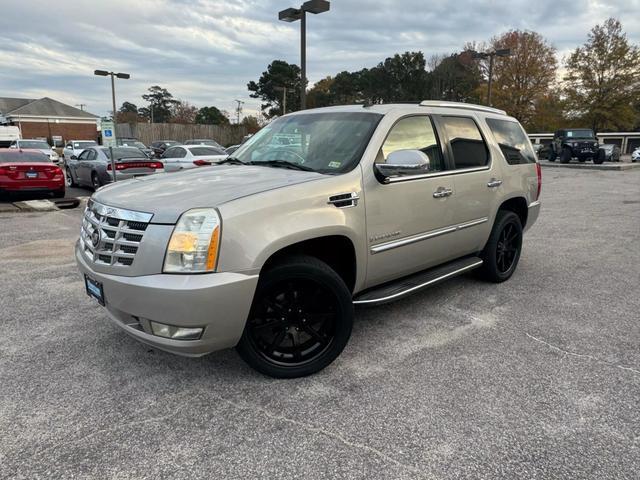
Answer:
433 187 453 198
487 178 503 188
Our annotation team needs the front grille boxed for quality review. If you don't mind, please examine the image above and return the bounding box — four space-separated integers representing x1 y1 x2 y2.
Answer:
80 200 153 268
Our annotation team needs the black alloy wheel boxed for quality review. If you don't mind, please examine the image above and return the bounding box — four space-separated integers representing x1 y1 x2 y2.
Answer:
478 210 523 283
237 255 353 378
496 222 521 274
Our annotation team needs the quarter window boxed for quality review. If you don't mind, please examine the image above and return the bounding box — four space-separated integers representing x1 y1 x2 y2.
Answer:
486 118 537 164
440 116 489 169
380 116 444 172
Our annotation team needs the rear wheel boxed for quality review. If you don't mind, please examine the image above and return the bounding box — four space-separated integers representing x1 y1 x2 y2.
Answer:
236 255 353 378
91 172 101 190
478 210 523 283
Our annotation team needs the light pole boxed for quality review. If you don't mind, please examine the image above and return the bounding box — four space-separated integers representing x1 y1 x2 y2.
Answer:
94 69 130 180
278 0 330 110
470 49 511 106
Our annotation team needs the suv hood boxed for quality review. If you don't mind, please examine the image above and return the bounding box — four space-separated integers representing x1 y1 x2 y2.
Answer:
92 164 323 223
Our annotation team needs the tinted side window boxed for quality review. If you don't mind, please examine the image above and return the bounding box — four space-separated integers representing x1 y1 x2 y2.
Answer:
77 150 89 160
380 116 444 172
175 148 187 158
87 150 97 161
162 148 177 159
486 118 536 165
440 116 489 169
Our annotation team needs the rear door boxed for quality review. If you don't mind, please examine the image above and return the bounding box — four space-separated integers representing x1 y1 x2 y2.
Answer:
76 149 94 184
435 115 497 255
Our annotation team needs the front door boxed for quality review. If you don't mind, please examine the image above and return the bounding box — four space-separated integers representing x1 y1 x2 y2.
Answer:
364 115 462 287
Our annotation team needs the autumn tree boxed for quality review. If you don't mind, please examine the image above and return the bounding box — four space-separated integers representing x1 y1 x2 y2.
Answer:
484 30 558 130
564 18 640 132
171 100 198 124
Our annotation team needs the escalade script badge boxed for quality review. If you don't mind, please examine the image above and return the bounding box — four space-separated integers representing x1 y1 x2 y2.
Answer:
369 231 401 243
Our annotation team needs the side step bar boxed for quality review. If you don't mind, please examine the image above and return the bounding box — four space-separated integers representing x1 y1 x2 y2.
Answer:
353 256 483 306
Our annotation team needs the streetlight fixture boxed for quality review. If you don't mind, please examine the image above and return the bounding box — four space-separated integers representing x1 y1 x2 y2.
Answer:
278 0 330 110
94 69 130 180
469 48 511 106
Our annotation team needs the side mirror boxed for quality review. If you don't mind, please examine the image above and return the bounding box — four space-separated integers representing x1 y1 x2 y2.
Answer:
70 155 78 160
375 149 430 182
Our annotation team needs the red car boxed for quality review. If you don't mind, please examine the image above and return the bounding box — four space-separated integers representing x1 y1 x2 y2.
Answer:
0 148 65 198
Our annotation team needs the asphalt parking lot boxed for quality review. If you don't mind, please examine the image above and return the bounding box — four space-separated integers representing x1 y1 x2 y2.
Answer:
1 168 639 479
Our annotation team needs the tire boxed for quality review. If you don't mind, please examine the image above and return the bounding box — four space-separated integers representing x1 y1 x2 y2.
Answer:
478 210 523 283
236 255 354 378
91 172 101 190
559 148 571 163
593 150 605 164
65 167 77 187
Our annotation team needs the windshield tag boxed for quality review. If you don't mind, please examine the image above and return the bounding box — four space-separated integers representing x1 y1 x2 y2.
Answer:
328 161 341 169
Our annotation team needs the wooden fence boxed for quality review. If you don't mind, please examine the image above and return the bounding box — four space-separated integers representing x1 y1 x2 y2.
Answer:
116 123 249 147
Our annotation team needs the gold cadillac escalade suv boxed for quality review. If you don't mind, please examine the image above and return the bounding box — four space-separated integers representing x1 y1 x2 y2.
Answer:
76 101 542 378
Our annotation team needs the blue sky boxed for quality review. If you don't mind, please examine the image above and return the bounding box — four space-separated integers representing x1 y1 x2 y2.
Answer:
1 0 638 119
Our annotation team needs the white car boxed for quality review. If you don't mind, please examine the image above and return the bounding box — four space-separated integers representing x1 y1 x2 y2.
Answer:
9 139 60 164
161 144 227 172
63 140 98 161
632 148 640 162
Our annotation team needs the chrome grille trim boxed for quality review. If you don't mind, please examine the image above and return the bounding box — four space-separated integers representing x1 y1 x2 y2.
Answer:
80 201 152 267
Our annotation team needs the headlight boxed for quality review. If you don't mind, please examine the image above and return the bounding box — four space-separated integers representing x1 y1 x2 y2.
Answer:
164 208 221 273
51 151 59 160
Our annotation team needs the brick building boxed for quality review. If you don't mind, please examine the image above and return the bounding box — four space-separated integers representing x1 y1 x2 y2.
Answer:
0 97 99 145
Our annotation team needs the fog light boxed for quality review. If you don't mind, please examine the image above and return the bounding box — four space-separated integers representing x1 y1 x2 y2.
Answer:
150 321 203 340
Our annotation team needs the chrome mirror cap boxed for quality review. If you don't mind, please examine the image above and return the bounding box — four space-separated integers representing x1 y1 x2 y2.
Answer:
375 149 430 181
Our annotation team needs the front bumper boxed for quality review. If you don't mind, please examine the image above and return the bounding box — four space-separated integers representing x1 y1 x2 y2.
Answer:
76 242 259 356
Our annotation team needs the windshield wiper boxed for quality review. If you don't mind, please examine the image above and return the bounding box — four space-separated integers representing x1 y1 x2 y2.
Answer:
217 156 245 165
250 160 314 172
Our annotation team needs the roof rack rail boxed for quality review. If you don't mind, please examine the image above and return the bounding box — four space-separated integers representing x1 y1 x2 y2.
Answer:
419 101 507 115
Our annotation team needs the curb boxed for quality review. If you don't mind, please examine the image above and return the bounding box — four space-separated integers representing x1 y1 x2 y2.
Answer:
539 161 640 171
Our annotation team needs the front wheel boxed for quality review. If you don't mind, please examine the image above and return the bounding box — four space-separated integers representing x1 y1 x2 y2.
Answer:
65 167 77 187
560 148 571 163
478 210 523 283
593 150 605 164
236 255 354 378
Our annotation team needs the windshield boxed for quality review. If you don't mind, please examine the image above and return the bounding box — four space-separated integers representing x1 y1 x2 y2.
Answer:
232 112 382 174
0 151 50 163
19 141 50 149
73 141 97 149
565 130 594 139
102 147 146 159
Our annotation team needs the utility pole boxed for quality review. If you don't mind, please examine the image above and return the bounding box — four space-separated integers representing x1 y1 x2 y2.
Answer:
234 99 245 124
469 48 511 106
75 103 86 111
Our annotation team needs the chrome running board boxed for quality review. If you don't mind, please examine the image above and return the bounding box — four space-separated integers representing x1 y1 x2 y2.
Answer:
353 256 483 306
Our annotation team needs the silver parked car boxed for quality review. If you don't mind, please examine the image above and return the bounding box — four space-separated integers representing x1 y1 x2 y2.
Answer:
599 144 621 162
76 101 541 378
184 138 225 149
63 140 97 161
8 139 60 164
161 144 227 172
66 146 164 190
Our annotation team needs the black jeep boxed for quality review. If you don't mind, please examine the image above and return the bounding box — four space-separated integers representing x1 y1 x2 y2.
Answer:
548 129 604 164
